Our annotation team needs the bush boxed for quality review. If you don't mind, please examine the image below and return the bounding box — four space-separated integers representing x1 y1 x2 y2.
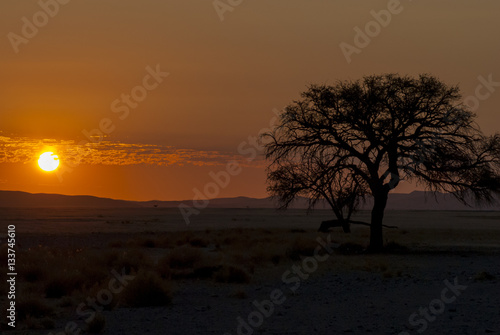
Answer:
20 263 47 283
337 242 365 255
119 271 171 307
214 265 250 283
166 245 204 269
474 271 496 281
103 249 153 275
45 271 86 298
230 288 247 299
248 243 285 266
17 298 54 321
25 316 55 330
87 313 106 333
157 256 172 279
384 241 409 254
286 237 317 260
140 238 156 248
188 236 211 248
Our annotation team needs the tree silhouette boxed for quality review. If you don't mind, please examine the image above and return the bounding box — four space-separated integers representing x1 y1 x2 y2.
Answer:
265 74 500 251
267 149 367 233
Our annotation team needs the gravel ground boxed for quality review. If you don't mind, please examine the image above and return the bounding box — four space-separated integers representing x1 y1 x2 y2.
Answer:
35 253 499 335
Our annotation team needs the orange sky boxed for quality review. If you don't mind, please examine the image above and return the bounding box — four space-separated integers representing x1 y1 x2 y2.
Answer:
0 0 499 201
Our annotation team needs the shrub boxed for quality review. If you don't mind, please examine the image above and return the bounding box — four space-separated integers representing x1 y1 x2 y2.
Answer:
108 240 124 248
17 298 54 321
140 238 156 248
474 271 496 281
249 243 285 266
337 242 365 255
290 229 307 233
20 263 47 283
45 271 86 298
157 256 172 279
384 241 409 254
214 265 250 283
119 271 171 307
230 288 247 299
25 316 55 330
103 249 153 275
166 245 204 269
189 236 211 247
87 313 106 333
286 237 317 260
192 265 221 279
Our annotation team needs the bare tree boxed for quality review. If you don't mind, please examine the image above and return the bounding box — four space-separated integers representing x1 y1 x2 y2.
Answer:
267 150 367 233
265 74 500 251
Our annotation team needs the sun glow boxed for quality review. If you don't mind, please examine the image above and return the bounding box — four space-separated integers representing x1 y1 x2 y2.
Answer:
38 152 60 172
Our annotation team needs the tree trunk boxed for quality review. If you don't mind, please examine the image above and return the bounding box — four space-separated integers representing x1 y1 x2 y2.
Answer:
369 191 388 252
341 220 351 233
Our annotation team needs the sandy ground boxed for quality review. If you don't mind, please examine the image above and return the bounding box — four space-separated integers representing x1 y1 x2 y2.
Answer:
1 208 499 335
101 257 499 335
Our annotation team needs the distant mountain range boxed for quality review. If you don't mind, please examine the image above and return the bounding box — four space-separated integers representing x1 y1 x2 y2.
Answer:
0 190 499 210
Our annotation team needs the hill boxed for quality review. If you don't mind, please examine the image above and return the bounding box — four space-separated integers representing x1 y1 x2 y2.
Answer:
0 190 498 210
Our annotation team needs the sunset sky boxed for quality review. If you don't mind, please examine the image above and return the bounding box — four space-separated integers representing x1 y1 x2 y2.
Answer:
1 0 499 201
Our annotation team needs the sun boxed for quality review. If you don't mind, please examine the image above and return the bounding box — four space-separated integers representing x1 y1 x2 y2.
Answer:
38 152 60 172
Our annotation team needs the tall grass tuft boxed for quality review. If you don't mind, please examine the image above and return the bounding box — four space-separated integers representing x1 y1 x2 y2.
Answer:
119 271 172 307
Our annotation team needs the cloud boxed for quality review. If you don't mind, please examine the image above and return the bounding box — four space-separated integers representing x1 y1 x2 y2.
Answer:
0 136 265 168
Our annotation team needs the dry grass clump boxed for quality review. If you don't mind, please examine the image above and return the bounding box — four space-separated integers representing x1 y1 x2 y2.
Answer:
286 236 318 260
230 288 248 299
58 296 75 308
25 316 55 330
214 264 250 283
336 242 365 255
188 236 212 248
44 270 87 298
18 246 111 299
140 238 156 248
17 246 54 283
290 229 307 233
119 271 172 307
17 298 54 322
108 240 125 248
474 271 496 281
383 241 409 254
101 248 153 275
249 243 286 266
0 243 8 264
156 242 251 283
382 269 404 278
166 245 205 269
347 257 406 279
157 256 172 279
215 229 252 248
86 312 106 333
157 245 224 279
20 262 47 283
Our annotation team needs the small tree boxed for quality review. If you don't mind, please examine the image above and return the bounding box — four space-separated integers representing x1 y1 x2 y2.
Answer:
265 74 500 251
267 152 367 233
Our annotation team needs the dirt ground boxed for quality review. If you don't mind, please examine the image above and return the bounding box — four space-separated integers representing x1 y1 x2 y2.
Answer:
0 208 499 334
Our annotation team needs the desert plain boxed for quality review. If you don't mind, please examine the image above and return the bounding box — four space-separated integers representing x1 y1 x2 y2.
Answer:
0 208 499 335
